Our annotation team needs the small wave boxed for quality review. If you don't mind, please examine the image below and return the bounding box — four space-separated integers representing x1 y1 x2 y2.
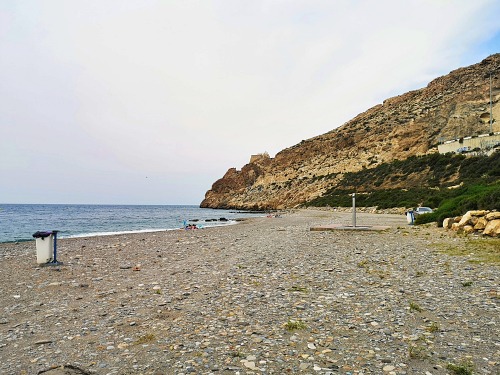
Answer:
197 220 238 228
64 228 169 239
62 220 238 239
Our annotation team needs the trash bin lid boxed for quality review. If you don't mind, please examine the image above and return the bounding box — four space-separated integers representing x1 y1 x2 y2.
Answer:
32 231 55 238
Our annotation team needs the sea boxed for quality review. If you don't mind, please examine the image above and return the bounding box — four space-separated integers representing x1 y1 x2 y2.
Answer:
0 204 265 243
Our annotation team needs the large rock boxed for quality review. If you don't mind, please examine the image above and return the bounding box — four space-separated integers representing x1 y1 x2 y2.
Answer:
485 212 500 221
483 219 500 237
474 217 489 230
442 218 453 229
469 210 490 216
457 211 473 227
463 225 475 234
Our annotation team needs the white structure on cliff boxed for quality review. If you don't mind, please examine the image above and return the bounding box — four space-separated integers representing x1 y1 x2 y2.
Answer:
438 133 500 155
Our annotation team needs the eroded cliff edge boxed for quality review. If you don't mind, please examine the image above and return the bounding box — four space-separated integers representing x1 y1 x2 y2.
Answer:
201 54 500 210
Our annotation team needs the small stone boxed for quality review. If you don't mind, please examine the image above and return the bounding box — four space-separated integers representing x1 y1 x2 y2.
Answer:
308 343 316 350
243 361 258 370
383 365 395 372
35 340 53 345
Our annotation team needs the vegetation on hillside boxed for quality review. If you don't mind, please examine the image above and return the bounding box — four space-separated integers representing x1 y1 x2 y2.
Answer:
304 152 500 226
414 181 500 225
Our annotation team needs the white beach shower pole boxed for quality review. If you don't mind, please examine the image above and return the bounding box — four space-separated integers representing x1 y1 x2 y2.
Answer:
352 193 356 227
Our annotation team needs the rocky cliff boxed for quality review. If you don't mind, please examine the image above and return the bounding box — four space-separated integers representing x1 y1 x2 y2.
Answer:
201 54 500 210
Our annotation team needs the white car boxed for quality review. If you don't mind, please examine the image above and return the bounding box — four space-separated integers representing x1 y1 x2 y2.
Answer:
414 207 433 215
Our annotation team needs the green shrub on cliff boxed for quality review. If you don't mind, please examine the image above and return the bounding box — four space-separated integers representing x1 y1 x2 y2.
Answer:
304 152 500 226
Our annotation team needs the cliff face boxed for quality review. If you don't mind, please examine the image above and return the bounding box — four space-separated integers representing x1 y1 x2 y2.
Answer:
201 54 500 210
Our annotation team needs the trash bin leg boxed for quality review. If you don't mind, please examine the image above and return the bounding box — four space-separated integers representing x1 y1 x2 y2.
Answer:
53 231 58 263
48 231 62 266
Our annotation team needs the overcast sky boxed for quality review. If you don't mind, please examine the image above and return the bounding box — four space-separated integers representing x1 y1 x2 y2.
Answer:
1 1 499 205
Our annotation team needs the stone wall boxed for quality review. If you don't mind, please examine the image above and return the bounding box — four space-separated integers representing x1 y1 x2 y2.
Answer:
443 210 500 237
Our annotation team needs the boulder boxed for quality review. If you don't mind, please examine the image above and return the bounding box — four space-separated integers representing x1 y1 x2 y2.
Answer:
457 211 472 227
485 212 500 221
483 219 500 237
474 217 488 230
451 222 461 231
442 218 453 229
469 210 490 216
463 225 475 234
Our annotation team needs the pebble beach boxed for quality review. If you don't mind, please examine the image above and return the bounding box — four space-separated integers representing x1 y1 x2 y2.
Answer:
0 209 498 375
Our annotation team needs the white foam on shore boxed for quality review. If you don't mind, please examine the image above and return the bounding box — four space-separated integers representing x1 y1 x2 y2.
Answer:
62 220 238 239
65 228 170 239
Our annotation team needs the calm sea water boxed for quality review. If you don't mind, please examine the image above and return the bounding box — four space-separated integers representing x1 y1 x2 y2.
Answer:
0 204 264 243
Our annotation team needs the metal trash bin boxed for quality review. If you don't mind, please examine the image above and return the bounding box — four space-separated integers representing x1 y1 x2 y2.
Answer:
406 210 415 225
32 230 60 264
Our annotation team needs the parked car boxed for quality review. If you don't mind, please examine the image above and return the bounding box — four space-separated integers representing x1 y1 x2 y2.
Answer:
414 207 433 215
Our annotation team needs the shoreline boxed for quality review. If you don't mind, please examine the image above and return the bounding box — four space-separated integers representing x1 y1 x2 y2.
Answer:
0 210 498 374
0 204 268 244
0 219 244 245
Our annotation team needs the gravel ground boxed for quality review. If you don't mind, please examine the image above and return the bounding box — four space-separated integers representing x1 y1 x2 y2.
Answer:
0 209 498 375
